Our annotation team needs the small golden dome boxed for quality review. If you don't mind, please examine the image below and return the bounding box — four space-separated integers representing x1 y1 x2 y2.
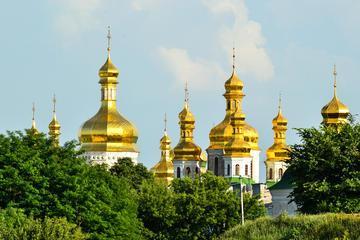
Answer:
224 71 243 92
321 67 350 125
178 104 195 122
99 55 119 79
272 108 287 127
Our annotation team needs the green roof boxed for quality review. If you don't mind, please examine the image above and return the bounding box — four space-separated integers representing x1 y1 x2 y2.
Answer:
269 168 296 190
229 177 255 184
266 181 276 188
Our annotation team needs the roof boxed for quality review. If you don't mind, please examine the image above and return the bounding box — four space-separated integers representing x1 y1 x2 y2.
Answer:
269 168 296 190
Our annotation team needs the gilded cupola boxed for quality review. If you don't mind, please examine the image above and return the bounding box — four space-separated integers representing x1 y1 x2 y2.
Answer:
266 95 290 161
224 104 251 158
209 48 260 150
151 113 174 186
29 102 39 135
173 84 202 162
78 27 139 154
48 94 61 146
321 65 350 125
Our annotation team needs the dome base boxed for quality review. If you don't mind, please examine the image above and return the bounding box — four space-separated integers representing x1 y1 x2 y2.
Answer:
81 151 139 166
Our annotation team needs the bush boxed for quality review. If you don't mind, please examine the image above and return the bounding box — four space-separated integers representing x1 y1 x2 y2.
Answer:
217 213 360 240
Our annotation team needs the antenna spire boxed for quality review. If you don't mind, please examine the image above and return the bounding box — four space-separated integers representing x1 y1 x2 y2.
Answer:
107 25 111 56
279 92 282 111
32 102 36 129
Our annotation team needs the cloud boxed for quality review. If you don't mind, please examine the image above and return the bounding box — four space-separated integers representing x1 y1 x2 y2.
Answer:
158 47 226 90
131 0 162 11
53 0 101 43
202 0 274 81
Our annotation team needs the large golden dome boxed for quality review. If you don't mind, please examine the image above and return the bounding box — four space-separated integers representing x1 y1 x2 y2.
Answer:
78 52 139 153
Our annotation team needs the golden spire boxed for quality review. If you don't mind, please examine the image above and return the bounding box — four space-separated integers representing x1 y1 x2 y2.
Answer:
321 65 350 125
49 94 61 146
29 102 39 134
333 64 337 97
164 112 168 135
107 25 111 56
232 47 235 71
184 80 189 108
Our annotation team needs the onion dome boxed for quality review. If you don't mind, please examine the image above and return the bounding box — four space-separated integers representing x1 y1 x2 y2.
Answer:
29 102 39 135
224 105 252 158
209 48 260 151
48 94 61 146
173 86 202 162
266 96 290 161
151 114 174 186
78 27 139 153
321 66 349 125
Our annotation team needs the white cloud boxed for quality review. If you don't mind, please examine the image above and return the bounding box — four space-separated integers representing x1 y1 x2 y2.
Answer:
131 0 162 11
158 47 226 90
53 0 101 43
202 0 274 81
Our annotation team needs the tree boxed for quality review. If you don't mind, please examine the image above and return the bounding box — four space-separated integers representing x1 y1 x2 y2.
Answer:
110 157 154 190
137 172 266 240
288 123 360 214
0 131 142 239
0 207 87 240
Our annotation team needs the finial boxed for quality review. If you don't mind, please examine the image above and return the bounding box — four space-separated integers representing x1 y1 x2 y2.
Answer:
32 102 36 129
52 94 57 120
333 64 337 96
107 25 111 55
185 81 189 108
232 47 235 70
164 112 167 135
279 92 282 111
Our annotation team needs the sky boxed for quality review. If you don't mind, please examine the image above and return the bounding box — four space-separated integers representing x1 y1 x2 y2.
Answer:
1 0 360 183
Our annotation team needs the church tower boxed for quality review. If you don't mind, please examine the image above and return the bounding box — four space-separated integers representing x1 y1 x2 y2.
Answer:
172 84 203 179
78 27 139 165
265 95 289 184
207 48 260 183
48 94 61 146
151 113 174 185
321 65 350 125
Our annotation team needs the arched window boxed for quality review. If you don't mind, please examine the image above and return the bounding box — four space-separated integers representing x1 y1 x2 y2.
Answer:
279 168 283 179
245 165 248 176
269 168 273 179
235 164 240 176
185 167 191 177
227 101 230 110
177 167 181 178
195 167 200 176
251 161 253 178
232 100 236 109
227 164 230 176
214 157 219 176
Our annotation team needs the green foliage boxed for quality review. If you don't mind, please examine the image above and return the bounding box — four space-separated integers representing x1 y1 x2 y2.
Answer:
137 172 266 240
217 213 360 240
110 157 154 190
0 131 142 239
288 123 360 214
0 207 87 240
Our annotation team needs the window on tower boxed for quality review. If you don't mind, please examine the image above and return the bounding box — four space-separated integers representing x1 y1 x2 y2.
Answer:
235 164 240 176
185 167 191 177
245 164 248 176
177 167 181 178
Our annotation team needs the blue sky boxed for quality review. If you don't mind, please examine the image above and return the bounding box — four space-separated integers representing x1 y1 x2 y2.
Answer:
1 0 360 182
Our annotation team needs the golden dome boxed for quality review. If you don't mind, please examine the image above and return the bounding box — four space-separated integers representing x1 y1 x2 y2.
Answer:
173 88 202 162
78 30 139 153
48 94 61 146
151 117 174 186
29 102 39 135
321 66 350 125
224 107 251 158
266 98 290 162
209 48 260 151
